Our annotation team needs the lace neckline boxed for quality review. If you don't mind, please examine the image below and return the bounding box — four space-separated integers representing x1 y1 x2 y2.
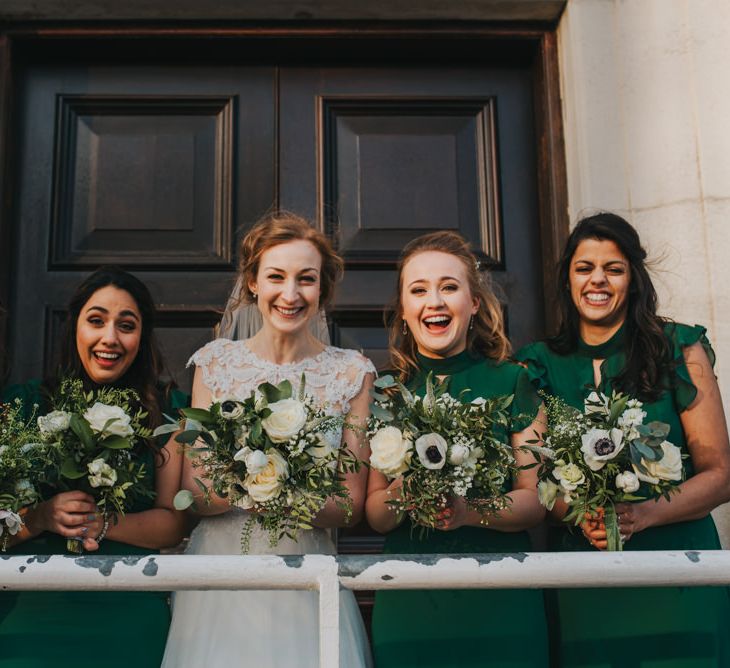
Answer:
242 340 330 370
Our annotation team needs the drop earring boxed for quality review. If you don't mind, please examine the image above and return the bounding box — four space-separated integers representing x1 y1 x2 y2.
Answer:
469 315 474 330
402 320 408 335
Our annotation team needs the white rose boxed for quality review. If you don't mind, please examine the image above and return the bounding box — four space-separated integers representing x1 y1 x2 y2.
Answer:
370 426 412 477
448 442 470 466
87 458 118 487
0 510 23 536
37 410 71 436
262 399 307 442
636 440 683 484
415 433 448 470
83 402 134 438
553 462 585 491
219 399 245 420
244 449 289 502
615 470 640 493
580 427 625 471
538 479 560 510
584 391 610 416
234 446 269 475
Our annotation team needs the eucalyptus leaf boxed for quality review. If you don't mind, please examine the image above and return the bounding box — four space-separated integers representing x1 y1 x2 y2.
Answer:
183 418 204 433
173 489 195 510
152 423 179 438
371 404 394 421
374 374 396 389
175 429 203 445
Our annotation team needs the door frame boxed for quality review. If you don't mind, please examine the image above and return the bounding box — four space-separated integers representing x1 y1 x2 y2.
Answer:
0 18 569 382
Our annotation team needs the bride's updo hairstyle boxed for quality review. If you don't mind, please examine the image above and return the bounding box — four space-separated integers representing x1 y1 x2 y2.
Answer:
237 211 344 308
388 231 510 381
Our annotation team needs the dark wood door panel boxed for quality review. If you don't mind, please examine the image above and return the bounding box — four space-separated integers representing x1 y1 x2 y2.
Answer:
280 66 543 351
8 65 276 386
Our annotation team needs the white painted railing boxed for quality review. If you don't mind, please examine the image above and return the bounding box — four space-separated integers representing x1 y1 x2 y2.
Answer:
2 551 729 668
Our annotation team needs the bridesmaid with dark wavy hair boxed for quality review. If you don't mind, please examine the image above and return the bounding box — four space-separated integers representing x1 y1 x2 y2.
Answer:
0 266 188 668
517 212 730 667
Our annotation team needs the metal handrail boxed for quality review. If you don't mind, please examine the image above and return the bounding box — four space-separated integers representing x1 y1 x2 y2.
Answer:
2 550 728 668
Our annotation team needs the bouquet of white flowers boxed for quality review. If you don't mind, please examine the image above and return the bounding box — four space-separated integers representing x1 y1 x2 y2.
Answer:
158 377 358 552
40 378 154 552
0 399 47 549
525 390 683 550
367 373 516 531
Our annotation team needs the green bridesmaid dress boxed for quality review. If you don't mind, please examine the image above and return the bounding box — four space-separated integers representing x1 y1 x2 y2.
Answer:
517 323 730 667
371 350 549 668
0 380 188 668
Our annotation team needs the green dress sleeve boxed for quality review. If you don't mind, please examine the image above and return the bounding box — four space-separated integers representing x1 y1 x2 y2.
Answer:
510 365 541 432
514 342 551 393
665 322 716 412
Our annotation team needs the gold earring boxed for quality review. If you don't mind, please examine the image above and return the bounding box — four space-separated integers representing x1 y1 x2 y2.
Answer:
469 315 474 330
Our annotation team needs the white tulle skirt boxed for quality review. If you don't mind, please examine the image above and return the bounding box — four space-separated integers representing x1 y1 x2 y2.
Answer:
161 509 372 668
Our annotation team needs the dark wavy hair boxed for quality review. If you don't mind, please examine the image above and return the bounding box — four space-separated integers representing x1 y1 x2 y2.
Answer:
49 266 167 428
388 231 510 382
549 212 671 401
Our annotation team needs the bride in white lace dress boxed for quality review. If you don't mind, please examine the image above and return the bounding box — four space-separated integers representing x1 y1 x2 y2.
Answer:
162 213 374 668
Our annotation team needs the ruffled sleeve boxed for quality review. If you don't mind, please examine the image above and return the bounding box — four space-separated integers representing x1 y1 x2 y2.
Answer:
666 322 716 412
514 342 551 393
510 366 541 433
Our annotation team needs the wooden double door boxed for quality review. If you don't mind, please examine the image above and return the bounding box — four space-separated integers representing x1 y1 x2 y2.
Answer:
6 37 547 390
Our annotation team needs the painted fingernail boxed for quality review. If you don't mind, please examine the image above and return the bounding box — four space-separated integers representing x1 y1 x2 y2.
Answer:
86 514 96 521
81 526 88 534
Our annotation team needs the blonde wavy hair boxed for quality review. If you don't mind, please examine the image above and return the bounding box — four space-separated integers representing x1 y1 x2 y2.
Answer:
388 231 510 381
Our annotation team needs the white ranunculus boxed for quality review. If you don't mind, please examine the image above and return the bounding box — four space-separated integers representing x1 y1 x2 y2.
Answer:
464 446 485 469
584 391 610 416
235 494 255 510
234 446 269 475
538 479 561 510
615 470 640 493
618 406 647 430
83 402 134 438
553 462 586 491
415 433 448 470
262 399 307 443
0 510 23 536
87 458 118 488
580 427 625 471
369 426 412 477
448 442 470 466
636 440 683 484
37 410 71 436
219 399 245 420
244 449 289 502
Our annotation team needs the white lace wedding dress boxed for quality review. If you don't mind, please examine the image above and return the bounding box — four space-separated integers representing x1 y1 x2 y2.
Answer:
162 339 375 668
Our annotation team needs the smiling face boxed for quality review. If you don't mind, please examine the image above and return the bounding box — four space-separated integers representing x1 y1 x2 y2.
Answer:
76 285 142 384
400 250 479 359
248 239 322 336
569 238 631 337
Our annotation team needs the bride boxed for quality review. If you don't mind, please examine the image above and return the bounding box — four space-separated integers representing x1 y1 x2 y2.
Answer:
162 211 374 667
